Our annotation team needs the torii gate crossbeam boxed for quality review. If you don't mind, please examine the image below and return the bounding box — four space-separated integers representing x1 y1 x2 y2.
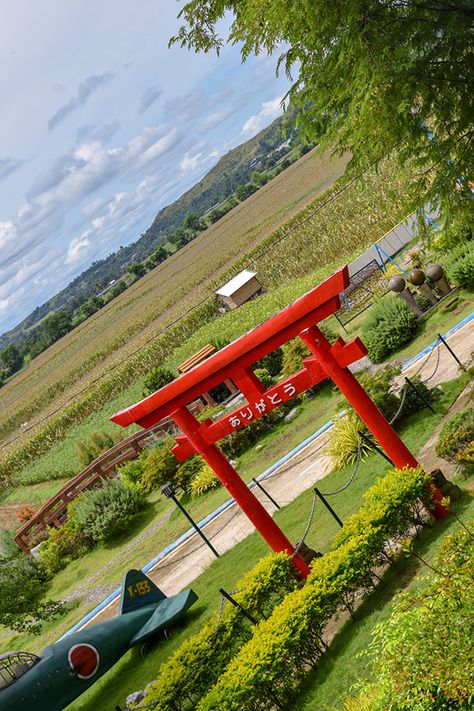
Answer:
111 266 446 579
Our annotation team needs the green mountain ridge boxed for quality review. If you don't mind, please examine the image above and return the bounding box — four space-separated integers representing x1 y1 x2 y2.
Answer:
1 114 294 349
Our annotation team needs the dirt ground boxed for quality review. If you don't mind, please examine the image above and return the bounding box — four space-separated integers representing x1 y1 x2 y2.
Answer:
80 317 473 628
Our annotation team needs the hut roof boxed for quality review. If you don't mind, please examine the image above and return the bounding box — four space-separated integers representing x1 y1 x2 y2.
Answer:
215 270 258 298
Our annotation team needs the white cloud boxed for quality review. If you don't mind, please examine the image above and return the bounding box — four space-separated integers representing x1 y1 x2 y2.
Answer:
138 85 163 114
66 233 92 264
242 96 284 134
180 152 203 173
0 157 24 182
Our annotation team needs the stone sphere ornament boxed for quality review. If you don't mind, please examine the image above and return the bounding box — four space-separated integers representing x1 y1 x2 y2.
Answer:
426 264 444 282
408 268 426 286
389 275 406 293
426 263 451 295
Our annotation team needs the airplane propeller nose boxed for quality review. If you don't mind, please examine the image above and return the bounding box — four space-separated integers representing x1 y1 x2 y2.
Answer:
68 644 100 679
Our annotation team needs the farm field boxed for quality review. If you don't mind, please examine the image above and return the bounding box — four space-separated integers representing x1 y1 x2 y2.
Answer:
0 151 419 497
0 149 348 454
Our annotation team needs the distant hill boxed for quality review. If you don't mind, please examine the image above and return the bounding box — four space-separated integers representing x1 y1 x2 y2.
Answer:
0 114 296 349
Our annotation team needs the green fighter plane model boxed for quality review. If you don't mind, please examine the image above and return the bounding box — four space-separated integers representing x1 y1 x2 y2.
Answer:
0 569 198 710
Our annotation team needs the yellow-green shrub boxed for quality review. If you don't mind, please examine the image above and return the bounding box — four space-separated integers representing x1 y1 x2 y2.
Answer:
135 553 298 710
196 467 430 710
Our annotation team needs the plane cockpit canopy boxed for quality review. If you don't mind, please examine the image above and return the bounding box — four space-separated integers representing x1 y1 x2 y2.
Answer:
0 651 40 690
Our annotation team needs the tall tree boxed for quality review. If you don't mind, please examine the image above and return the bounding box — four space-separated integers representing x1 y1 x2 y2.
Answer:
172 1 474 224
0 343 23 375
42 310 72 342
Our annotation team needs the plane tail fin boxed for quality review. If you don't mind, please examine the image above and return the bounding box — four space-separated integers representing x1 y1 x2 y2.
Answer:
120 569 166 614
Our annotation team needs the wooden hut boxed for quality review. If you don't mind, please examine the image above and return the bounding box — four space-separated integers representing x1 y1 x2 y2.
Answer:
215 270 262 310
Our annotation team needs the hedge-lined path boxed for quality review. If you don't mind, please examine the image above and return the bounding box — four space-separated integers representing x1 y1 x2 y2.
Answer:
67 314 473 631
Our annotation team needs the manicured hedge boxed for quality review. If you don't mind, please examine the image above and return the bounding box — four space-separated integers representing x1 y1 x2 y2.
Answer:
136 553 298 710
196 467 429 711
342 522 474 710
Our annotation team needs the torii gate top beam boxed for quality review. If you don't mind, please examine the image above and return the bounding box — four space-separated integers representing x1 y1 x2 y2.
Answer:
111 266 349 430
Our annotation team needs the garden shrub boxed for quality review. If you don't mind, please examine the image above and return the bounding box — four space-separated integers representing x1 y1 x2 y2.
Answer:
332 467 429 551
220 413 276 458
325 411 372 470
40 522 90 573
75 428 119 467
436 407 474 472
196 467 429 711
361 295 418 363
140 438 180 493
0 552 64 633
189 464 221 497
68 479 146 544
143 367 175 397
175 455 204 493
253 347 284 377
357 366 434 425
357 365 400 421
342 522 474 710
252 366 275 389
443 240 474 289
398 375 435 419
116 453 147 491
136 553 298 711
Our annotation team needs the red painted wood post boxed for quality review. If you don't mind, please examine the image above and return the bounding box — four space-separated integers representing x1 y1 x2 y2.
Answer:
172 406 311 578
300 327 448 519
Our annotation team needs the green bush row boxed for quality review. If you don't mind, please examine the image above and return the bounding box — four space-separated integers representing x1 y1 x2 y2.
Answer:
196 467 429 710
342 520 474 710
136 553 299 710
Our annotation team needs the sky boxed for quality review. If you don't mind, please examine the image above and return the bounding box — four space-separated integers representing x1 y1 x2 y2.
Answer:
0 1 291 335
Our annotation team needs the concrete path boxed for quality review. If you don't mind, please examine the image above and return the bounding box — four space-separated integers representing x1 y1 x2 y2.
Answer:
74 315 474 629
85 431 334 624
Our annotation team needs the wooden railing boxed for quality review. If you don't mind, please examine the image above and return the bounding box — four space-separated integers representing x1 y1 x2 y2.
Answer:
14 404 202 553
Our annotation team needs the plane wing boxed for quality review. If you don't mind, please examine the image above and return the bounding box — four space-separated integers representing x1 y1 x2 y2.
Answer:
129 589 198 646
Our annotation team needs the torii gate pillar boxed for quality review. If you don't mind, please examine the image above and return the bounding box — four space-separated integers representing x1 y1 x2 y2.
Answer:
173 406 310 577
300 326 447 519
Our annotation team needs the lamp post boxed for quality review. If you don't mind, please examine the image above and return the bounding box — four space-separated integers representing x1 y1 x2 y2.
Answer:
161 481 220 558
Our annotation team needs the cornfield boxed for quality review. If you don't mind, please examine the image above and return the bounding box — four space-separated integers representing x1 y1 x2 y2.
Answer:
0 151 417 490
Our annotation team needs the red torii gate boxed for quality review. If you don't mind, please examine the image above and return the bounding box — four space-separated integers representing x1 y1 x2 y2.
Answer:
111 266 446 578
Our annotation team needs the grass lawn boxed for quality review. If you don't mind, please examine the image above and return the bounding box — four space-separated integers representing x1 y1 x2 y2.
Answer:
5 372 462 711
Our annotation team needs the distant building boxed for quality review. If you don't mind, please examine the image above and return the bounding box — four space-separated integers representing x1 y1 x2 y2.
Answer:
215 270 262 310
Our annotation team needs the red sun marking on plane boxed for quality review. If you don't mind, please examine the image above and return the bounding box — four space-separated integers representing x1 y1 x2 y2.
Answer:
68 644 100 679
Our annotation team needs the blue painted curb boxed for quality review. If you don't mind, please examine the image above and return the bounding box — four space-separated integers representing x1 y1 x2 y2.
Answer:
402 310 473 370
61 310 473 637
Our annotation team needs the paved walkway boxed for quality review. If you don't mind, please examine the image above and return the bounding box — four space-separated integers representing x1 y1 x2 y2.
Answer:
74 316 474 629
